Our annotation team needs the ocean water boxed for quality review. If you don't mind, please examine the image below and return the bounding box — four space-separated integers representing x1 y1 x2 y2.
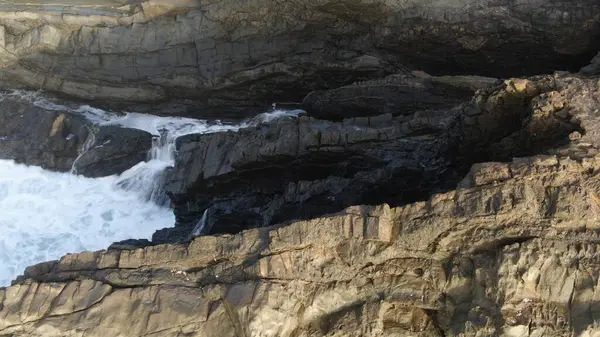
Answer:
0 90 304 286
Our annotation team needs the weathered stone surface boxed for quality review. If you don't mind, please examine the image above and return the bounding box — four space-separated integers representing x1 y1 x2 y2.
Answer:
162 74 590 242
0 95 89 171
301 73 500 120
0 0 596 116
164 107 459 240
9 151 600 336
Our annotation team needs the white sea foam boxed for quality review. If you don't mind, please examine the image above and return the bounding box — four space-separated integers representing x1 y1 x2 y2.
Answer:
0 160 174 286
0 90 305 286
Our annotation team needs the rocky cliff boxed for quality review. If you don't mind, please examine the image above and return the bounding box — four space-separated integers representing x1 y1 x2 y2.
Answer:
0 0 597 116
2 72 600 336
1 0 600 336
7 132 600 336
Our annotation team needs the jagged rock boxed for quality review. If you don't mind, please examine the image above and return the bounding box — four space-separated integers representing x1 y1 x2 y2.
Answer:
0 0 596 116
163 109 460 242
162 74 590 242
0 96 89 171
72 125 153 177
10 151 600 336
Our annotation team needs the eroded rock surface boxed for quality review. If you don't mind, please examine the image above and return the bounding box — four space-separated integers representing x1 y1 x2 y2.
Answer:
72 125 153 177
3 74 596 336
9 151 600 336
0 94 155 176
0 1 599 334
161 74 592 243
0 0 596 116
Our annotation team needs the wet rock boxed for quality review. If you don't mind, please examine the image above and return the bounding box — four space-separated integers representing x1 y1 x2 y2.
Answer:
0 97 89 171
162 74 592 242
164 110 459 240
72 125 153 177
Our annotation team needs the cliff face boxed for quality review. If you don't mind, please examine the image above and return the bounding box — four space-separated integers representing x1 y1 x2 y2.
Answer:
8 151 600 336
1 74 600 336
0 0 597 116
1 0 600 336
160 73 585 243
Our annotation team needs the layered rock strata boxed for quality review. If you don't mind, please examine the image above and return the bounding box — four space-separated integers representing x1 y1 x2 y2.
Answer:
162 73 589 243
0 0 596 116
8 151 600 336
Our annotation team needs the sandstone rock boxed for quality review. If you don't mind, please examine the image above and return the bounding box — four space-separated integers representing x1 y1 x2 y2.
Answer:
10 150 600 336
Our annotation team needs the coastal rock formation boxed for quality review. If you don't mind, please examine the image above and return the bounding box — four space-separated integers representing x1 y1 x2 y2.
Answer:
162 73 587 243
9 151 600 336
0 96 88 171
0 0 596 116
72 125 153 177
1 0 600 335
0 94 154 177
301 73 500 120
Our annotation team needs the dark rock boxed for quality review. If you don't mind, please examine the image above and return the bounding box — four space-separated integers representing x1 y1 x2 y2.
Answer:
159 75 589 243
580 52 600 75
0 97 89 171
301 73 500 120
72 125 153 177
108 239 152 250
162 109 460 241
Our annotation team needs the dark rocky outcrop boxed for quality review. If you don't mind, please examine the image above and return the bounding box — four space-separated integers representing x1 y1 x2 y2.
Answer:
0 94 155 177
163 110 458 241
301 72 500 120
72 125 153 177
0 96 89 171
0 0 597 117
159 74 589 243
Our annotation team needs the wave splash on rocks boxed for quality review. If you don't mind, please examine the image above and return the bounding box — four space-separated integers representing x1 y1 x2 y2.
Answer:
0 90 304 286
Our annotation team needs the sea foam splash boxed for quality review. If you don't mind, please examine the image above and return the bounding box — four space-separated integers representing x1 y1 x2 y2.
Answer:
0 160 175 286
0 90 304 286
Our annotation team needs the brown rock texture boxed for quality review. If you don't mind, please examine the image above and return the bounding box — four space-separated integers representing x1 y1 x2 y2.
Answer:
4 73 600 336
0 0 600 335
8 152 600 336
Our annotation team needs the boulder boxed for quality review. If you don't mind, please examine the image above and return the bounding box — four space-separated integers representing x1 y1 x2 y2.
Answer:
72 125 153 177
0 97 89 171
